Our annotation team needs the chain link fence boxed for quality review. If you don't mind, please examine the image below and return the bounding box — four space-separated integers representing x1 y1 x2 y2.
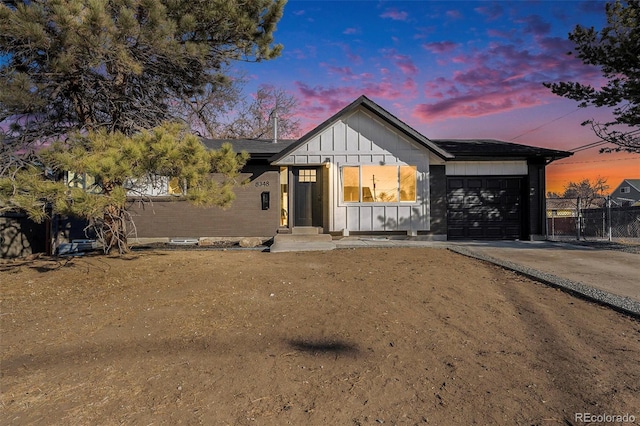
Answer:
547 197 640 242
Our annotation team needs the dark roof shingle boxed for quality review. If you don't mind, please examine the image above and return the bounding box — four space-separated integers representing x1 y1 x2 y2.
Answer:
202 138 297 159
431 139 572 160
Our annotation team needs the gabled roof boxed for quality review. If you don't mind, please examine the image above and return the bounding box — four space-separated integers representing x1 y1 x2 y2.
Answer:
203 97 574 164
269 95 455 163
616 179 640 192
546 198 578 210
431 139 572 162
203 138 297 160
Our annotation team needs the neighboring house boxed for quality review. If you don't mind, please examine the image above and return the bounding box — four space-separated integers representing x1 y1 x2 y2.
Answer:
546 198 578 218
610 179 640 207
128 96 571 241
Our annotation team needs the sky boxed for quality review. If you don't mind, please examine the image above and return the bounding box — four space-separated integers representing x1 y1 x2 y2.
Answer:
239 0 639 195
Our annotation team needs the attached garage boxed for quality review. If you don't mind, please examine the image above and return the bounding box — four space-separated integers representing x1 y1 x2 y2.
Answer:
446 176 524 240
432 138 571 241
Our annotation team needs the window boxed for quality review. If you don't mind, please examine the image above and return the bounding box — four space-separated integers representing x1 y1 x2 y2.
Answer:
66 172 102 194
621 186 630 194
299 169 316 182
280 167 288 227
168 177 183 195
342 166 360 202
342 165 417 203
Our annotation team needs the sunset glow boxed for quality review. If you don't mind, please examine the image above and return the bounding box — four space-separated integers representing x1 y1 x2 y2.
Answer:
239 0 639 194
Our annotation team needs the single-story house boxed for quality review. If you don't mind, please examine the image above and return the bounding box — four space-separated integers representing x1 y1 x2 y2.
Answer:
546 198 579 218
610 179 640 207
128 95 572 242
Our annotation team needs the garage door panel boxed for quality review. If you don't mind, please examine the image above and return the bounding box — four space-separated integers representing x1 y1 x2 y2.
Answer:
448 227 465 238
486 208 503 220
448 179 464 189
448 210 465 221
468 179 482 188
485 226 504 238
486 179 502 189
467 227 485 238
464 195 481 206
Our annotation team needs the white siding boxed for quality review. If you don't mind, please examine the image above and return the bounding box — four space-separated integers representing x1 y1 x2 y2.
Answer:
275 107 431 233
126 176 172 197
446 161 527 176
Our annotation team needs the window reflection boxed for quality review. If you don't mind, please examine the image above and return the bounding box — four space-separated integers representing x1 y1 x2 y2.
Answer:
342 165 416 203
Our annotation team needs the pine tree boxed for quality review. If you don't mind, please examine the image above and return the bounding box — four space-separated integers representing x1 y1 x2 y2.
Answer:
545 0 640 153
0 1 284 254
1 124 248 253
0 0 285 169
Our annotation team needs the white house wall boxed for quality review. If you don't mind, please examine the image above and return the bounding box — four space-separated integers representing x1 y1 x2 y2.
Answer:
276 108 431 233
446 161 528 176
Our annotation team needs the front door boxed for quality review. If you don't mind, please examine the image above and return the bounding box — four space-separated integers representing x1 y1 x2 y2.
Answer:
293 168 322 227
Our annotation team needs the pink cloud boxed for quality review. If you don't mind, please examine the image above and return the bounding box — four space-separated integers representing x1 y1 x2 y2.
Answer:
294 80 410 124
474 3 503 21
382 49 419 76
380 9 409 21
446 10 462 20
402 78 418 97
413 90 534 122
287 44 317 60
487 28 515 39
322 64 355 81
422 41 458 54
412 36 601 122
343 27 359 35
517 14 552 37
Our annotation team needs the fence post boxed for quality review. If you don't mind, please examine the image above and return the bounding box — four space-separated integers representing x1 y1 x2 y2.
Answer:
602 199 606 238
607 196 612 242
576 197 581 240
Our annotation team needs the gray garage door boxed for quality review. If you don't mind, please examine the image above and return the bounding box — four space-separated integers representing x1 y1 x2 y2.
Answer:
447 177 523 240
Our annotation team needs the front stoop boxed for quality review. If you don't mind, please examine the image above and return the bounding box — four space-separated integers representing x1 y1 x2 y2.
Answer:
291 226 322 235
269 230 336 253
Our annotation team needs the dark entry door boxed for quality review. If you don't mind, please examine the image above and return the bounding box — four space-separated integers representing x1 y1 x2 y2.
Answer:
293 168 322 227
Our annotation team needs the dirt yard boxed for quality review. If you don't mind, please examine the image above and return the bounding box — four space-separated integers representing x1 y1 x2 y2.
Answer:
1 248 639 425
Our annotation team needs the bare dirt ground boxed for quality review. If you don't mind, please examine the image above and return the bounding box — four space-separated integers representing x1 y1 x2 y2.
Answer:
1 248 639 425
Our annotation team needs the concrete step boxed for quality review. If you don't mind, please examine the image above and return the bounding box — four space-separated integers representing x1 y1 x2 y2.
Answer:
291 227 321 235
270 232 336 253
274 233 332 243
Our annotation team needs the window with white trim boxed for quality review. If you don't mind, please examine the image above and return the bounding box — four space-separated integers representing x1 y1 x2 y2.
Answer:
341 165 417 203
66 172 102 194
620 186 630 194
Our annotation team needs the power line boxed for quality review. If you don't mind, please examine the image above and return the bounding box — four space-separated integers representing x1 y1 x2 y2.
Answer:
569 139 609 153
548 156 639 166
567 129 640 153
510 108 580 141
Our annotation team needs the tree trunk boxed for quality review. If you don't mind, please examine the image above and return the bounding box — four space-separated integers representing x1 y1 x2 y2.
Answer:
103 204 130 254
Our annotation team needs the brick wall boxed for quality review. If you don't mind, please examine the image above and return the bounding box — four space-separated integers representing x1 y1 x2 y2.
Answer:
127 166 281 238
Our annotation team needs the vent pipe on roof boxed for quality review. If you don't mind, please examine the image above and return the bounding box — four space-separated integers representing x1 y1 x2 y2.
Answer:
272 110 278 144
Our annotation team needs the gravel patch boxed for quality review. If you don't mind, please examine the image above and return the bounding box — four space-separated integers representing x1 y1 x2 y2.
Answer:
449 245 640 318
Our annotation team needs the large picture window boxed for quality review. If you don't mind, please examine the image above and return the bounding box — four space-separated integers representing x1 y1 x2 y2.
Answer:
341 165 416 203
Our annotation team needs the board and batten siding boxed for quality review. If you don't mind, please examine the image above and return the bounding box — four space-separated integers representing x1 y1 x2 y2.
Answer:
275 108 431 233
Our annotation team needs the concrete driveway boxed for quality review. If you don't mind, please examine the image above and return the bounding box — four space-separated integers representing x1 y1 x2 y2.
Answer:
334 237 640 316
448 240 640 316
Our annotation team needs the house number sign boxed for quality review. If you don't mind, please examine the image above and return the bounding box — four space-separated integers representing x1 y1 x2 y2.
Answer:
254 181 270 187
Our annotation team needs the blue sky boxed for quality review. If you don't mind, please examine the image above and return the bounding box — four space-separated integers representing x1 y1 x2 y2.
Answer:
239 0 639 193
